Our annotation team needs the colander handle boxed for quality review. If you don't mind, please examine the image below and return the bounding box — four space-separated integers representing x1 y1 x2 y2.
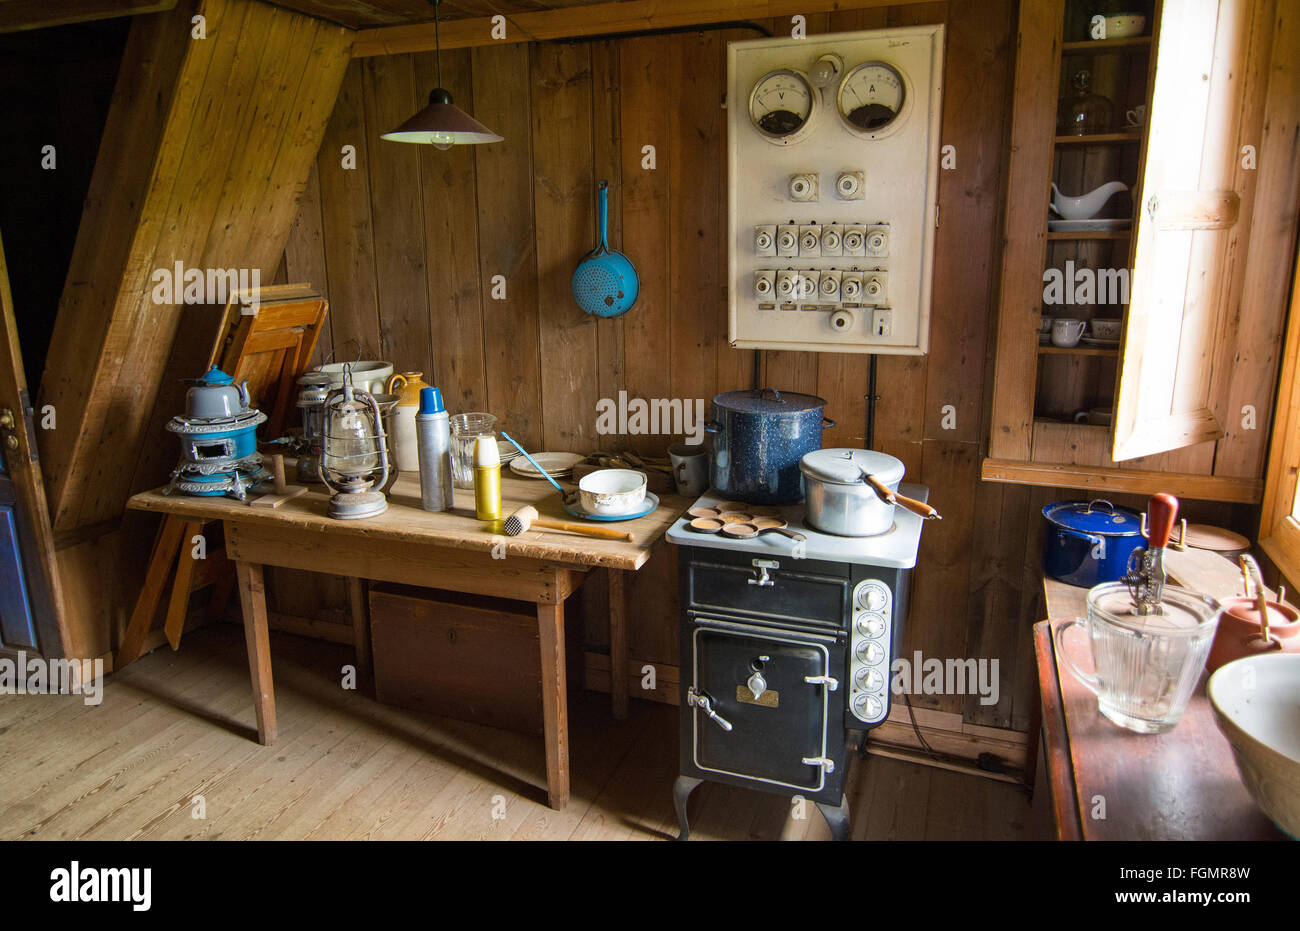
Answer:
598 180 610 250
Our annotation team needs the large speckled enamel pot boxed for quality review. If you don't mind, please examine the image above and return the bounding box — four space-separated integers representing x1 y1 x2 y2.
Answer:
705 388 833 505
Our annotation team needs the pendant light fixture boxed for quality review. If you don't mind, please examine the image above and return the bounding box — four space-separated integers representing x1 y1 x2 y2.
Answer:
380 0 503 149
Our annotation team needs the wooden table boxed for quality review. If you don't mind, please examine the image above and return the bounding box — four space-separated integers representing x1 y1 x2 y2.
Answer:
126 473 687 810
1035 549 1286 840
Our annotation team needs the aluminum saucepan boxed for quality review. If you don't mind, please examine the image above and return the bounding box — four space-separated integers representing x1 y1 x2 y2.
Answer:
800 448 939 536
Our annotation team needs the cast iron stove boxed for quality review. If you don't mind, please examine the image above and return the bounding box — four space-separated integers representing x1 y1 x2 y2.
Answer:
665 485 927 840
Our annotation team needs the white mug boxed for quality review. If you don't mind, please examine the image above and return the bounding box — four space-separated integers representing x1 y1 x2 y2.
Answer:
1125 105 1146 128
1052 318 1086 347
669 442 707 497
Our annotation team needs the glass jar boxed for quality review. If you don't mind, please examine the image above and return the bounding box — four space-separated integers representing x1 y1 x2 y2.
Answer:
1058 70 1114 136
449 412 498 488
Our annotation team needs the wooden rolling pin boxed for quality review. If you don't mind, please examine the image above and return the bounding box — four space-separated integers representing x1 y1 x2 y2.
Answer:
503 505 633 541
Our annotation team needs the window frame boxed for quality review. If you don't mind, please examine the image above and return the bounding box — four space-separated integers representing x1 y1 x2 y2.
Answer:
1257 239 1300 586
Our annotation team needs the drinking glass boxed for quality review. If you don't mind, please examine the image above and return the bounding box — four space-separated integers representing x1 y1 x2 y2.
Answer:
1055 582 1220 734
449 412 497 488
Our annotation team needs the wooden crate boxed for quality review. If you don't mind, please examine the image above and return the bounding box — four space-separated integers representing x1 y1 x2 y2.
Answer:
369 583 570 735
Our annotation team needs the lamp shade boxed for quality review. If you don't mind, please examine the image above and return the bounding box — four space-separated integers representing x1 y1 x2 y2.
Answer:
380 88 503 147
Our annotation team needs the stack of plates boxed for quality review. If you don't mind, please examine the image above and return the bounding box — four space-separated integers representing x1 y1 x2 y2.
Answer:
509 451 584 480
497 439 523 465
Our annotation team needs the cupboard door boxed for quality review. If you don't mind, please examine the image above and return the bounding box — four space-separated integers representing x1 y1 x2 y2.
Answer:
1111 0 1251 461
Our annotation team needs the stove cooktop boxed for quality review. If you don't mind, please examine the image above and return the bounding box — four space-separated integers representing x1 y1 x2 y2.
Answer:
665 484 928 569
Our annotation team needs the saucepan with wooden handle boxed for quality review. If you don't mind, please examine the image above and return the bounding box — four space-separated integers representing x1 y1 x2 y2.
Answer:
799 447 941 536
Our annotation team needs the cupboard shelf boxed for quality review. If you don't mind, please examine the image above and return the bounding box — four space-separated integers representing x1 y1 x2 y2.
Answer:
1054 133 1143 145
1037 345 1119 356
1061 37 1152 54
1046 230 1132 240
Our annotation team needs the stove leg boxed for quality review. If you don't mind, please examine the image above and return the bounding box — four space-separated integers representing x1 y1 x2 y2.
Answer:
673 776 703 841
815 793 851 841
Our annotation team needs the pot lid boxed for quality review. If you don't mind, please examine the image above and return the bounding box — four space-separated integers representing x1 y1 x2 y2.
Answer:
1043 499 1143 536
799 448 905 486
713 387 826 414
197 366 235 387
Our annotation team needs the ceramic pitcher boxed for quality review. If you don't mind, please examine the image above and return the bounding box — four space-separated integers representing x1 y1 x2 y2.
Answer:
386 372 430 473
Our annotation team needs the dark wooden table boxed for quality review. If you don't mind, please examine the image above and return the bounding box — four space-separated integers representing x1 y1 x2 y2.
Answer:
1035 554 1285 841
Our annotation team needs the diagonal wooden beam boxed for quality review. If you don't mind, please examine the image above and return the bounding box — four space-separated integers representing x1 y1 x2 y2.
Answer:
37 0 352 534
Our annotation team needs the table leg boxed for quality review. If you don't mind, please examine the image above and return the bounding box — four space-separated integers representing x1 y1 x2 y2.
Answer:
608 568 628 720
235 561 277 745
537 601 569 811
346 576 370 672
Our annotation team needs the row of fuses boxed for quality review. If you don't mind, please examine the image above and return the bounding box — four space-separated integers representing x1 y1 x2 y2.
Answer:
754 222 890 259
754 267 887 305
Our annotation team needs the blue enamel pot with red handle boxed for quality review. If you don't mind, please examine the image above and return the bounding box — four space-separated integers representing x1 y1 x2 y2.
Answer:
1042 499 1146 588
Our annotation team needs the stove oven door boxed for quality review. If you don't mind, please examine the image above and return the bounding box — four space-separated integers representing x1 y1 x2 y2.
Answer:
689 616 839 794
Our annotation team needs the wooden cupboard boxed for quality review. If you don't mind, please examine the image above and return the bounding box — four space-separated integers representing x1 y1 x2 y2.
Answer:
983 0 1300 504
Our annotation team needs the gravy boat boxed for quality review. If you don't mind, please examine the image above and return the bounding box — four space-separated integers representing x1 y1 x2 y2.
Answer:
1050 181 1128 220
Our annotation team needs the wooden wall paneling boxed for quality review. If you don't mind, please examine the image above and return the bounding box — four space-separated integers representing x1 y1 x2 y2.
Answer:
590 40 625 418
962 478 1031 728
667 31 722 446
365 54 432 378
315 58 383 362
1213 0 1297 479
922 0 1013 447
531 42 599 452
414 48 488 412
618 36 673 456
38 0 209 530
282 162 334 368
471 42 543 448
904 438 977 713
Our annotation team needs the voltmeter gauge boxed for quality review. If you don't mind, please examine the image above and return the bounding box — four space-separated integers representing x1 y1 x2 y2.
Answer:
837 61 907 137
748 69 817 144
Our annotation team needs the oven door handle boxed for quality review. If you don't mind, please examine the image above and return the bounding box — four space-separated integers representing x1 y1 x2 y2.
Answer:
687 687 733 732
803 674 839 692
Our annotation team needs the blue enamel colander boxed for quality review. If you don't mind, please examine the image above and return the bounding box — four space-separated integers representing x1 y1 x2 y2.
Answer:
572 180 638 317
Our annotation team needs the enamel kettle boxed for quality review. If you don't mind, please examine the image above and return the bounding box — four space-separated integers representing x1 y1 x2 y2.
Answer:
184 366 253 420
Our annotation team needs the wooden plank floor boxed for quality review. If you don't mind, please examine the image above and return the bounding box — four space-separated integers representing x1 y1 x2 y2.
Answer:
0 628 1031 841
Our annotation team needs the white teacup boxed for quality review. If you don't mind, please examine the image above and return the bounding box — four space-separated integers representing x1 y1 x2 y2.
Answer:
1125 105 1146 128
1051 318 1086 347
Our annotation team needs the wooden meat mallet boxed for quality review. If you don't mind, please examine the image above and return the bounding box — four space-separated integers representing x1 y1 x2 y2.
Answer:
503 505 633 542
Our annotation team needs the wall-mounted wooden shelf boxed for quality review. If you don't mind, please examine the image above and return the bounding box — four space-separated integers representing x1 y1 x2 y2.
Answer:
1054 133 1143 145
981 458 1263 504
1061 36 1152 54
1046 230 1132 240
1037 345 1119 356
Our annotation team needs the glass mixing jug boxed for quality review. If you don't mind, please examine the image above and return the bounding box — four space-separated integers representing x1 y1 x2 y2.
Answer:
1055 582 1220 734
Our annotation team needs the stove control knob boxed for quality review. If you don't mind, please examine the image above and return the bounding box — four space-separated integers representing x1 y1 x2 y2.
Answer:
854 666 884 692
853 694 883 721
854 612 886 639
855 640 885 665
864 587 888 611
